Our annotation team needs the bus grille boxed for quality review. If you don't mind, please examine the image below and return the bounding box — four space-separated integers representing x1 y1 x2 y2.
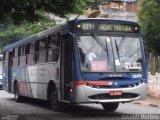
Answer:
88 93 139 100
86 82 142 89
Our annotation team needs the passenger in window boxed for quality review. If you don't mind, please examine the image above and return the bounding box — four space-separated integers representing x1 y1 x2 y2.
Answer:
86 47 97 62
83 48 97 71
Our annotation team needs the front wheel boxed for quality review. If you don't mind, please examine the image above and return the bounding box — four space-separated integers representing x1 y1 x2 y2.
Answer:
102 103 119 112
14 82 23 103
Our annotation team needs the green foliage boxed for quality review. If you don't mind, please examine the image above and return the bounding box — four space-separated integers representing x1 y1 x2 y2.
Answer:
0 0 98 24
0 12 55 53
0 0 104 53
137 0 160 55
137 0 160 74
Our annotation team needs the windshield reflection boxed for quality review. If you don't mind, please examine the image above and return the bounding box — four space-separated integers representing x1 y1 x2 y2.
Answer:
77 35 143 72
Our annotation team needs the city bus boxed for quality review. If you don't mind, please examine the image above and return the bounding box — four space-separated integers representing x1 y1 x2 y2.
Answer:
2 18 147 111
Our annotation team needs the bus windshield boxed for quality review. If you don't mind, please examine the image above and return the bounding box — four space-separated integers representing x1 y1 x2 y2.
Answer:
77 34 143 72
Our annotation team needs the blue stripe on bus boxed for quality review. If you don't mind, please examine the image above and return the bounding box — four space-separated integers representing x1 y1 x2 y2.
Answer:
141 38 148 83
73 48 81 81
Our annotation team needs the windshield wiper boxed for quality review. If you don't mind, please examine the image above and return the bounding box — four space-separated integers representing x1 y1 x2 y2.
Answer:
91 33 107 51
114 35 126 61
105 38 109 62
115 39 120 60
91 33 109 62
118 35 126 49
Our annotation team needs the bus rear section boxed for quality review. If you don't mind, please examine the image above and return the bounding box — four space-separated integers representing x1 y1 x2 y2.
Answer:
69 19 147 111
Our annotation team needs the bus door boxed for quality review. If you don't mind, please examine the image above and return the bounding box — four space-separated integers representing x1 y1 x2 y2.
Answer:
61 34 73 101
8 51 13 92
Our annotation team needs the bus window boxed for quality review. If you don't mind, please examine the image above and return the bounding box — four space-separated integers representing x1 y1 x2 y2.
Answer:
18 47 21 56
19 45 26 66
21 46 25 56
3 52 8 66
14 48 19 57
3 52 5 60
30 42 35 54
25 44 30 54
38 38 47 64
12 48 15 57
18 47 21 66
35 41 39 52
47 33 60 63
4 51 8 60
25 44 30 65
13 48 19 67
35 41 40 63
27 42 35 65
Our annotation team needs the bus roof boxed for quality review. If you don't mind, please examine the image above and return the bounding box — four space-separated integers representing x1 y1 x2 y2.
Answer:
70 18 139 25
3 18 139 52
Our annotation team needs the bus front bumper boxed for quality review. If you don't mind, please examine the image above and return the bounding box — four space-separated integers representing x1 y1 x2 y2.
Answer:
72 82 147 103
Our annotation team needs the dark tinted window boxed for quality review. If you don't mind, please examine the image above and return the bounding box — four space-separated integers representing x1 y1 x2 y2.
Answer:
47 33 60 63
37 37 47 64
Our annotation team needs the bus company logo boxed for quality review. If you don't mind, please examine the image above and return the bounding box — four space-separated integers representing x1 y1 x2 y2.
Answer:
108 81 118 86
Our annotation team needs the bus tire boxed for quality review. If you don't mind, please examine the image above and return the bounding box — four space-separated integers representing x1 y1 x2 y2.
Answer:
14 82 23 103
50 86 61 111
102 103 119 112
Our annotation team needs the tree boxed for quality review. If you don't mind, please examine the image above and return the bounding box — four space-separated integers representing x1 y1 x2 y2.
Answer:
0 12 55 52
137 0 160 55
0 0 104 52
137 0 160 74
0 0 99 24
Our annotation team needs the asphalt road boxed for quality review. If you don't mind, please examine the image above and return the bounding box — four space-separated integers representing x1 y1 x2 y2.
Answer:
0 90 160 120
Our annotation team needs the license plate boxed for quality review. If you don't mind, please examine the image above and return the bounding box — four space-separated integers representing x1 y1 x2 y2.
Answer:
109 91 122 96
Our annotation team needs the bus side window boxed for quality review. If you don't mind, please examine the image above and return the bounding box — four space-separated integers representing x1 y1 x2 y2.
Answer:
38 37 47 64
18 47 21 66
15 48 19 57
27 42 35 65
12 48 15 58
47 33 60 63
21 46 25 56
25 44 30 65
19 45 26 66
35 41 39 63
3 52 5 66
12 48 19 67
5 52 8 60
3 51 8 66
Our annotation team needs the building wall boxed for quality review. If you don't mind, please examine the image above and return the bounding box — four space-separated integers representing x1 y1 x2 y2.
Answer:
100 1 138 21
148 72 160 98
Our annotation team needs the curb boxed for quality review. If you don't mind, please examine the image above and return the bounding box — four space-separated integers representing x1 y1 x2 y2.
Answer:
132 101 160 108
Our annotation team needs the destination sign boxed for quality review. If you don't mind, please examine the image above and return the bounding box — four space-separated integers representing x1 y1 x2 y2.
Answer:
76 22 139 32
99 24 134 32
